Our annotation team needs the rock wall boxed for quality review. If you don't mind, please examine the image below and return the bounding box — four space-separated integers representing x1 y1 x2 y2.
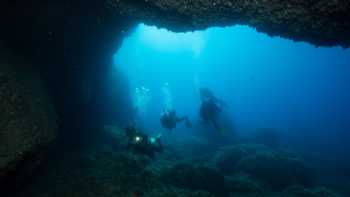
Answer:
0 47 57 192
110 0 350 47
1 0 135 146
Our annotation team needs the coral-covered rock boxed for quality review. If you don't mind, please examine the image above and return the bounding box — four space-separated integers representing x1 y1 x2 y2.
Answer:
235 151 313 190
161 163 228 195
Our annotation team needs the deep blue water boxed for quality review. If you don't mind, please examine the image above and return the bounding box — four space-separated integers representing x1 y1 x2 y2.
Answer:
114 24 350 158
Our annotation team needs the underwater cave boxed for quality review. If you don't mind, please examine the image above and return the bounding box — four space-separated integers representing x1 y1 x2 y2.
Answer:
1 1 350 197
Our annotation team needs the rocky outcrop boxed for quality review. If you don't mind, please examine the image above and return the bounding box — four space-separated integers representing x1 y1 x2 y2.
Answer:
15 145 215 197
0 48 57 192
215 146 249 175
12 135 343 197
109 0 350 47
161 163 228 196
226 175 265 197
214 144 271 175
2 1 350 69
213 144 313 190
235 150 313 190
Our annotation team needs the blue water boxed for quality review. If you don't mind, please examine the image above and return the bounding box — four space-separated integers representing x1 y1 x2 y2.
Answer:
114 24 350 156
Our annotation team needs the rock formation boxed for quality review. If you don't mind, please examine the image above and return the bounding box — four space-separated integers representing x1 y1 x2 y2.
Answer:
0 47 57 192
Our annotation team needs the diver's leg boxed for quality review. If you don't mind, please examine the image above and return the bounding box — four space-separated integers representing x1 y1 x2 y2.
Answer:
211 119 221 131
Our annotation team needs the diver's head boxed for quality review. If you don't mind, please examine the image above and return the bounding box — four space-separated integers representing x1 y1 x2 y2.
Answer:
199 88 213 100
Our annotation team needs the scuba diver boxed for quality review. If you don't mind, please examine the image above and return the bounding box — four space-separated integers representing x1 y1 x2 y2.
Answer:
125 126 163 158
199 88 225 132
160 110 192 131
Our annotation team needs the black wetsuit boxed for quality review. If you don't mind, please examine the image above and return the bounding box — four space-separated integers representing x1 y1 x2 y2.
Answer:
200 98 221 130
160 111 191 130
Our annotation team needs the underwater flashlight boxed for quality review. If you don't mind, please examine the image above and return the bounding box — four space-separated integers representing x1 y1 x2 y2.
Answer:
149 137 156 144
135 136 142 142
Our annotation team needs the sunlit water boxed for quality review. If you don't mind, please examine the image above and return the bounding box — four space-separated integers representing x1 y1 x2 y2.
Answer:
114 23 350 155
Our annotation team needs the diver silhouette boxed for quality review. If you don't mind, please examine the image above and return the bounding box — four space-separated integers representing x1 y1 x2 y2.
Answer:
160 110 192 131
125 126 163 158
199 88 225 132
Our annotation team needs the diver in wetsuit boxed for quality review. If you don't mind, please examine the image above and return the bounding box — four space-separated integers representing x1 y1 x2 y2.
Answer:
125 126 163 158
160 110 192 131
199 88 224 132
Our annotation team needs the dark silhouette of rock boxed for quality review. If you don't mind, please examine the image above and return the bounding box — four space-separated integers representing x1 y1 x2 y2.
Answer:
0 49 57 193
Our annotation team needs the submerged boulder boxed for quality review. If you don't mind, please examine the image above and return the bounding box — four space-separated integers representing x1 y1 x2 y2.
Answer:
235 150 313 190
161 163 228 195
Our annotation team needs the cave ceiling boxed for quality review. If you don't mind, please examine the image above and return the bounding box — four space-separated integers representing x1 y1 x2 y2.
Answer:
2 0 350 62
